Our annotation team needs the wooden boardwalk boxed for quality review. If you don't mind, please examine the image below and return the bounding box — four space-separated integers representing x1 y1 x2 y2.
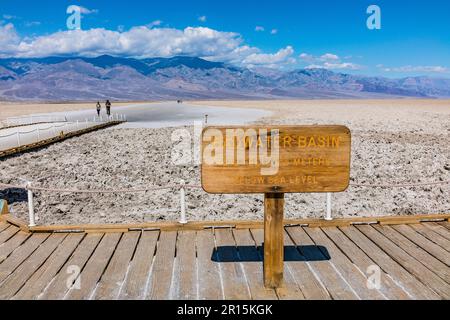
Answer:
0 219 449 300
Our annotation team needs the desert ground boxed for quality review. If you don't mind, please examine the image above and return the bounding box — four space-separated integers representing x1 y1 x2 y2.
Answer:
0 99 449 226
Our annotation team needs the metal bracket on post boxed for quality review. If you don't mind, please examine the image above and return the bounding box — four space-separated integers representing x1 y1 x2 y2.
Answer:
179 180 188 224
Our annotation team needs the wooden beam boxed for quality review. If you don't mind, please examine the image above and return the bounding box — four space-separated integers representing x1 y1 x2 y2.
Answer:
263 193 285 289
0 213 445 234
0 214 29 232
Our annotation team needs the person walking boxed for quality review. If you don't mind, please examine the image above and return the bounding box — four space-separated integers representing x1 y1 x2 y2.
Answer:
96 101 101 117
105 100 111 117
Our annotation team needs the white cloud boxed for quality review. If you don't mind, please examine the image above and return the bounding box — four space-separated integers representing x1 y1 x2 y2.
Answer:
306 62 361 70
0 23 21 54
0 23 296 69
300 52 361 70
381 65 448 73
319 53 339 61
2 14 18 20
242 46 296 67
198 16 207 22
270 29 278 35
77 6 99 15
255 26 265 32
147 20 163 28
24 21 41 27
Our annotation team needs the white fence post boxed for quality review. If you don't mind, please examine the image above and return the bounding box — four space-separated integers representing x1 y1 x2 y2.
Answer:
16 128 21 147
27 182 36 227
179 180 187 224
325 193 333 221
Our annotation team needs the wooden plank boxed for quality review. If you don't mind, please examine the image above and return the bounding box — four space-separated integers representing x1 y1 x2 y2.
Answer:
39 233 103 300
146 231 177 300
264 193 284 289
13 233 84 300
0 233 67 299
304 227 385 300
66 233 122 300
201 125 352 193
0 233 49 284
0 225 19 244
278 229 329 300
373 225 450 283
438 221 450 230
251 228 303 300
425 222 450 241
392 225 450 266
196 229 222 300
286 226 359 300
214 228 251 300
340 226 440 300
410 224 450 252
233 229 278 300
119 231 159 300
0 222 9 232
323 227 410 300
356 225 450 299
0 231 30 263
92 232 140 300
172 231 197 300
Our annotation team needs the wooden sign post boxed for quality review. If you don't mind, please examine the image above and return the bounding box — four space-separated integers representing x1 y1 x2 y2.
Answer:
264 193 284 288
201 125 351 288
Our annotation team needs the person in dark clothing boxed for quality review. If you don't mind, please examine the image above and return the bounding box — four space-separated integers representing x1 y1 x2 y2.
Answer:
96 101 101 116
105 100 111 117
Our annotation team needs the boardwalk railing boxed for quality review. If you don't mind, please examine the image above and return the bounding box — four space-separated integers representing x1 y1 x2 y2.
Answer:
0 114 126 150
0 178 448 227
4 115 68 127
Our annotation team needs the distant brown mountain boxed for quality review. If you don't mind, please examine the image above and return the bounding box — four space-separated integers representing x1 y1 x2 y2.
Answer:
0 55 449 101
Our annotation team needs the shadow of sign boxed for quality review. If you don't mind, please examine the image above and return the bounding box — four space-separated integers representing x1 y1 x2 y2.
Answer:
212 245 330 263
0 188 27 205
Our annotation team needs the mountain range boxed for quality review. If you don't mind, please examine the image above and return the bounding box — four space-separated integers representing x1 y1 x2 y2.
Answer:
0 55 449 101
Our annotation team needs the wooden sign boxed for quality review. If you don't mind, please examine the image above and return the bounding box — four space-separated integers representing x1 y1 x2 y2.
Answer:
201 125 352 289
201 126 351 194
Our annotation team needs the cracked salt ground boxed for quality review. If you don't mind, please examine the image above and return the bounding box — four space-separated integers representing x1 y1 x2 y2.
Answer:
0 123 449 225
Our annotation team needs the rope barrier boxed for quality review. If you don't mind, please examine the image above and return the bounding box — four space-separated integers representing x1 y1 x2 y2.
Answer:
0 179 448 194
0 132 18 138
349 180 450 188
0 183 181 194
17 129 39 134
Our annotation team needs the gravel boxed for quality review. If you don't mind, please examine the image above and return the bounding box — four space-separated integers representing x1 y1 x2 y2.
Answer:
1 115 449 225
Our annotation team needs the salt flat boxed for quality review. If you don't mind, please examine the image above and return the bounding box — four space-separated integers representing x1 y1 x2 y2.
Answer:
0 99 449 225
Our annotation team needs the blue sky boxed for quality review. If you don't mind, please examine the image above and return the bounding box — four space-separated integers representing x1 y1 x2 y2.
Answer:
1 0 449 77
